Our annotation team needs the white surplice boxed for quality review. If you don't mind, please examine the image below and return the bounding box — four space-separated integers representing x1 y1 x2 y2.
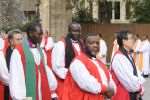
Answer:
51 40 81 80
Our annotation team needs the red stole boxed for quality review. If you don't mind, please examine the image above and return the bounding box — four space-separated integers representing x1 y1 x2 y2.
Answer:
111 51 130 100
43 36 52 68
0 82 4 100
15 45 51 100
62 53 110 100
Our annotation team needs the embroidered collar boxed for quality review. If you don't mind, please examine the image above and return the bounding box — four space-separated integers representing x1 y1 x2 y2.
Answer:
71 39 78 43
28 39 37 48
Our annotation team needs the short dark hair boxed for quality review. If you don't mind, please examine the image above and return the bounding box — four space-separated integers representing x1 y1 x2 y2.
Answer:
84 32 100 42
68 22 81 32
26 22 42 34
116 30 133 47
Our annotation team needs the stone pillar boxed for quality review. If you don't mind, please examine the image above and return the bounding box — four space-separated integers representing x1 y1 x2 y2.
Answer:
39 0 50 32
120 0 126 21
92 0 99 20
111 0 115 22
0 0 25 30
39 0 72 40
48 0 72 40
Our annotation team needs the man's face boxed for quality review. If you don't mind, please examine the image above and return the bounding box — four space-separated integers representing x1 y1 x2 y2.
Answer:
123 34 136 50
29 26 43 44
71 31 80 40
85 35 100 57
70 24 81 40
11 33 23 46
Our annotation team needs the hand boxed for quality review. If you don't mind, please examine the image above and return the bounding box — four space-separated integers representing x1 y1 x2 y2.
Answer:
104 85 114 98
51 97 58 100
139 85 144 96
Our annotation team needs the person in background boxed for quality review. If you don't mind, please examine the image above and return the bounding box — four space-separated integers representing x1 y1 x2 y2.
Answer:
111 33 119 60
51 22 83 99
41 30 54 69
97 33 108 64
133 34 143 73
139 35 150 78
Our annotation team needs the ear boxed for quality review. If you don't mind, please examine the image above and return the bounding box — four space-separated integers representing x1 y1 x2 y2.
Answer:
28 33 32 37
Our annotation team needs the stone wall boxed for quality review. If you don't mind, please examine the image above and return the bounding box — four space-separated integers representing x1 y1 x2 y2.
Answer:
40 0 72 40
0 0 72 39
0 0 25 30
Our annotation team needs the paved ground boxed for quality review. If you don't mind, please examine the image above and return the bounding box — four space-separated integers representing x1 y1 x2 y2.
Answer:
143 77 150 100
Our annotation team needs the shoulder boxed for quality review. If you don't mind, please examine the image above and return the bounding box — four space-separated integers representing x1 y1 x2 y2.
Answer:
53 40 65 50
113 52 126 61
14 44 25 58
70 58 85 71
55 41 65 46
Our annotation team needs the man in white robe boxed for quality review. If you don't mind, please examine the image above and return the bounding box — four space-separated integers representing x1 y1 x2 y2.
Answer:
97 34 108 64
51 22 82 99
139 35 150 77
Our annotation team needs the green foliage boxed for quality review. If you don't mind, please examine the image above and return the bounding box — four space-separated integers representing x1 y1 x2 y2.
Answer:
133 0 150 23
21 16 40 32
73 7 94 23
72 0 94 23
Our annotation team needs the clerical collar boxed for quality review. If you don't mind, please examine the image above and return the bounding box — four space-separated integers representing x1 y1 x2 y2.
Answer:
28 39 37 48
71 39 78 43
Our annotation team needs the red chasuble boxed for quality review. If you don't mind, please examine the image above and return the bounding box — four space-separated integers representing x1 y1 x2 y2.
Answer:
62 53 110 100
55 40 80 99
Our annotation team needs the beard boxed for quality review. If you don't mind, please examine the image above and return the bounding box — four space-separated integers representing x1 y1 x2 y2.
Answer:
85 47 97 58
28 36 41 45
69 33 80 41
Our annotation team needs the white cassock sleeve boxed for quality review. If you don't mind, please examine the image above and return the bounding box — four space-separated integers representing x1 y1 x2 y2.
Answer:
51 41 68 79
9 49 26 100
70 59 101 94
0 51 9 85
112 54 143 92
42 50 58 98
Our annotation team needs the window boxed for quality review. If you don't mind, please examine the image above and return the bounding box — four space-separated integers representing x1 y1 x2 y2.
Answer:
114 1 120 19
24 11 36 22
